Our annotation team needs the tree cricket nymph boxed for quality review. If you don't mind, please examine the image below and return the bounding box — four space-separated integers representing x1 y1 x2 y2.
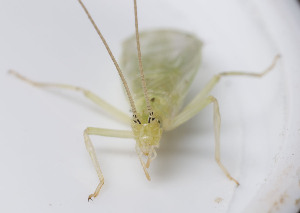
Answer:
10 0 280 201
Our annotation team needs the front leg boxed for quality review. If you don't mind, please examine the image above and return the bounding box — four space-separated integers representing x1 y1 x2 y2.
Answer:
209 96 239 185
170 96 239 185
83 127 134 201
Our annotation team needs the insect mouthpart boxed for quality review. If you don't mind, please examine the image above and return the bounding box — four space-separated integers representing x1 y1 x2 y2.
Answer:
142 145 158 168
131 113 163 173
135 143 158 180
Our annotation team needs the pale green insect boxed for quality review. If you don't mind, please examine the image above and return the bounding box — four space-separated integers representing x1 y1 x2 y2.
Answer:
10 0 280 201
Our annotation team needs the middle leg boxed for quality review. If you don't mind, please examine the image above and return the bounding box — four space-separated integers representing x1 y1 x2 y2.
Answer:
168 54 280 130
9 70 130 124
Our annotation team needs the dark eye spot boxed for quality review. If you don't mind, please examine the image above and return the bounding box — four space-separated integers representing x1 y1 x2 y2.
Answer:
150 97 155 102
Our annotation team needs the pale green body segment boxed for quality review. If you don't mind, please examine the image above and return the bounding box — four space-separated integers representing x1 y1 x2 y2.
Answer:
121 30 202 128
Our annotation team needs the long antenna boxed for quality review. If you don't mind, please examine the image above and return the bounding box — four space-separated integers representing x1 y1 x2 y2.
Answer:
78 0 137 115
133 0 152 113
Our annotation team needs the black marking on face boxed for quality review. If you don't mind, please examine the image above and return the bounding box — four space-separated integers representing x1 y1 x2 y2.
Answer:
150 97 155 102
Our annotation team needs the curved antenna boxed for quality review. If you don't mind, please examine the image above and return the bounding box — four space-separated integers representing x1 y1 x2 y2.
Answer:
78 0 137 115
133 0 152 113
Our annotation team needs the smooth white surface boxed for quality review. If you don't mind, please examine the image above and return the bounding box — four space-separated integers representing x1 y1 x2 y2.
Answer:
0 0 299 212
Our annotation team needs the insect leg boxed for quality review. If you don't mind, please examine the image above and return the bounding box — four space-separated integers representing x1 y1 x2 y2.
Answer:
173 95 240 185
84 127 134 201
9 70 130 124
168 54 280 130
209 96 239 185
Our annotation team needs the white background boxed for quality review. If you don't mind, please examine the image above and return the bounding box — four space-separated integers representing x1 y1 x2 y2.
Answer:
1 0 300 212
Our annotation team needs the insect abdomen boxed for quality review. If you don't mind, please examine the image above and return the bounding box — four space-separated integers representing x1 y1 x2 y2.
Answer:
121 29 202 125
